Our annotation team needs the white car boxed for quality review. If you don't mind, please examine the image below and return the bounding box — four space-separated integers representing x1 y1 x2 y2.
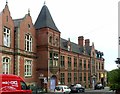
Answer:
75 84 82 87
54 85 71 94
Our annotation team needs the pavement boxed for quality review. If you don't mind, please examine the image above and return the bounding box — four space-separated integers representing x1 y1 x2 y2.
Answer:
82 87 115 94
85 87 110 91
85 87 115 92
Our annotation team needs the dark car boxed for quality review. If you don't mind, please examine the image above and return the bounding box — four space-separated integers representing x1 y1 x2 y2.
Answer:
94 83 104 90
30 85 45 94
70 84 85 93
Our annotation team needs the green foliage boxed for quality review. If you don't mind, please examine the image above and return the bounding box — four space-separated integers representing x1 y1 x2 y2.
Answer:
108 69 120 90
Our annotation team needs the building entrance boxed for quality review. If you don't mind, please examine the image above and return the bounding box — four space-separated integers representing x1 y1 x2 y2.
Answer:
50 75 57 91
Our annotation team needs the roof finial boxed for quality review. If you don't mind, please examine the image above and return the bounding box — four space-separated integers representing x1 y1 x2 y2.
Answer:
28 8 30 16
68 38 70 42
92 42 94 47
44 1 46 5
6 0 8 5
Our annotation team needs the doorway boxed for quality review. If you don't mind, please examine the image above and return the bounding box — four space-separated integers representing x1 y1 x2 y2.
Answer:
50 75 57 91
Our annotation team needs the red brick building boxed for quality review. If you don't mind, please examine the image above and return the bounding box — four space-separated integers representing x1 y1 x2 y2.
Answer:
0 2 105 91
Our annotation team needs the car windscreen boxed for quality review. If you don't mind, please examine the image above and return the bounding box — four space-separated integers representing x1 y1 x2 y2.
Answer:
55 86 62 90
20 81 29 90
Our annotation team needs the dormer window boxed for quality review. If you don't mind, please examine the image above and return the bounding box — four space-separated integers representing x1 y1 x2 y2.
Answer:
67 38 71 51
68 45 70 51
83 46 86 54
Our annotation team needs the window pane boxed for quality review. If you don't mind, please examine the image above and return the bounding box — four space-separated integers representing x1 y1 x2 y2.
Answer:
25 60 32 76
2 57 10 74
25 34 32 51
3 27 10 47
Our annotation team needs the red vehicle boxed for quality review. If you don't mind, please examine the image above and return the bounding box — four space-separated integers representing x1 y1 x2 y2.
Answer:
0 74 32 94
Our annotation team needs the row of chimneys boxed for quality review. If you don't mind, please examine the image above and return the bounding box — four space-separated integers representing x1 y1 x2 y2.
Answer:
78 36 90 46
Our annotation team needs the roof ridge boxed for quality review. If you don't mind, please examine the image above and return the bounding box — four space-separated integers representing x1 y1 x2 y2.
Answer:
13 18 24 21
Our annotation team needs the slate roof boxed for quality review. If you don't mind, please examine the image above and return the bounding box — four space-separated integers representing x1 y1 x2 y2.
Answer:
60 38 86 55
13 18 24 27
12 5 102 58
34 5 59 32
85 46 92 56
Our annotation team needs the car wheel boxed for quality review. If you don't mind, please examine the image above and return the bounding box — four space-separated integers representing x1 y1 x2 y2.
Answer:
78 90 80 93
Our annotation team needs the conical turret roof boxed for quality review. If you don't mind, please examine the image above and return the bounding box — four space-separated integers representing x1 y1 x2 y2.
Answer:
34 5 59 32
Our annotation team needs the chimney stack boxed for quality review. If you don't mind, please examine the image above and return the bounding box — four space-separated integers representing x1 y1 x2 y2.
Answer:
78 36 84 46
85 39 90 46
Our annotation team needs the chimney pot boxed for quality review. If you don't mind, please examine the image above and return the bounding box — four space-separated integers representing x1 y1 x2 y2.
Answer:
85 39 90 46
78 36 84 46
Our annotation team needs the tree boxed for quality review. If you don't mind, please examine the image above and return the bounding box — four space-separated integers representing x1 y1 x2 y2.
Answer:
108 69 120 93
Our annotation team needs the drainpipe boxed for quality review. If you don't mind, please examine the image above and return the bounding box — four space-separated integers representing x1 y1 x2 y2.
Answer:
13 28 16 75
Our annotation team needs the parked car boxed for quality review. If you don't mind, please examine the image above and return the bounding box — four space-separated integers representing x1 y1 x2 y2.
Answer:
54 85 71 94
70 84 85 93
0 74 32 94
94 83 104 90
30 85 45 94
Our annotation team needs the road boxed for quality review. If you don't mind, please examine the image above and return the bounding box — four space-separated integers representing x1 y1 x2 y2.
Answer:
38 87 115 94
85 86 112 92
83 87 115 94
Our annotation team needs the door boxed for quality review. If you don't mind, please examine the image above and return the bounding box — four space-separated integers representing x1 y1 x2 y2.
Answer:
50 78 56 91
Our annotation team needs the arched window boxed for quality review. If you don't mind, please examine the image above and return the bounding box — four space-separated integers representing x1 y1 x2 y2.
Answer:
49 36 52 44
2 57 10 74
55 38 58 46
25 34 32 51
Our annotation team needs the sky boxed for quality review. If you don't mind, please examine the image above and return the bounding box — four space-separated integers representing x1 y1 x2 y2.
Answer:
0 0 119 71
